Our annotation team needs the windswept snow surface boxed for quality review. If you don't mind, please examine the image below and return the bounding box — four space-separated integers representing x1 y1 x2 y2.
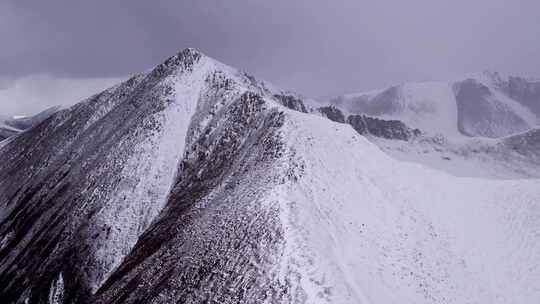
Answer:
278 112 540 303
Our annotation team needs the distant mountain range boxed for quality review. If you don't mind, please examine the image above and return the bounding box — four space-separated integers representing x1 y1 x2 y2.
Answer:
0 50 539 304
327 71 540 139
0 107 60 142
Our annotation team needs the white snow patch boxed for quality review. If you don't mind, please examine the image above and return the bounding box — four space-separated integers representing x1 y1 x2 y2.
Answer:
48 273 64 304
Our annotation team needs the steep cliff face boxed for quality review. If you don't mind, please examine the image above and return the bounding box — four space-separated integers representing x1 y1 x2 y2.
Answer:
1 50 539 304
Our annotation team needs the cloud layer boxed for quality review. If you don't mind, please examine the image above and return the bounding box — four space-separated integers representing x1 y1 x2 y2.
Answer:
2 0 540 100
0 75 122 116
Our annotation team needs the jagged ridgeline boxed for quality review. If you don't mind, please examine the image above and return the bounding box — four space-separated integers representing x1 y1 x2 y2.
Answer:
1 49 539 304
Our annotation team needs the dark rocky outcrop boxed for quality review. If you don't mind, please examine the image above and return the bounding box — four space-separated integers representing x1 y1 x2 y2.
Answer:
318 106 345 123
347 115 421 141
273 94 307 113
316 106 420 141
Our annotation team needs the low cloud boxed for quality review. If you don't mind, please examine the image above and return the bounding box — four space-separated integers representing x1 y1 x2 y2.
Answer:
0 75 123 116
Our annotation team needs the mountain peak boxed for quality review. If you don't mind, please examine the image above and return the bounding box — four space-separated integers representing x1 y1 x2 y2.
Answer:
174 47 205 62
150 48 206 77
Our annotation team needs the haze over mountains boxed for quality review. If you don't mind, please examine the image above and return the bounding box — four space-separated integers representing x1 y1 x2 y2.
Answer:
0 49 539 304
0 107 60 142
315 72 540 179
328 71 540 139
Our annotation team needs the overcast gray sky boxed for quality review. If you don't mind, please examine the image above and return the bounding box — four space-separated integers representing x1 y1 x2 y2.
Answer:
1 0 539 115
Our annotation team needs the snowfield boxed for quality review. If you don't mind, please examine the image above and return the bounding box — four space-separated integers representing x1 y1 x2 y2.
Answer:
278 112 540 303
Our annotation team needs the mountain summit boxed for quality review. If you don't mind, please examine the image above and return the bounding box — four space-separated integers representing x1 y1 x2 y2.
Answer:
0 49 539 304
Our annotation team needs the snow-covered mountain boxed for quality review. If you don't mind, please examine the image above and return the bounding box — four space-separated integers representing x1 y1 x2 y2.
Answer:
328 72 540 139
0 107 60 142
322 72 540 178
0 50 539 304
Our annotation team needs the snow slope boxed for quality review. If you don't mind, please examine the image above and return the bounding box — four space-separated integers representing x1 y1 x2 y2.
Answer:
279 113 540 303
368 132 540 179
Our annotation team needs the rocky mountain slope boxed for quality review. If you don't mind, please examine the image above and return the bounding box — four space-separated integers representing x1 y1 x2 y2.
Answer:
0 49 539 304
